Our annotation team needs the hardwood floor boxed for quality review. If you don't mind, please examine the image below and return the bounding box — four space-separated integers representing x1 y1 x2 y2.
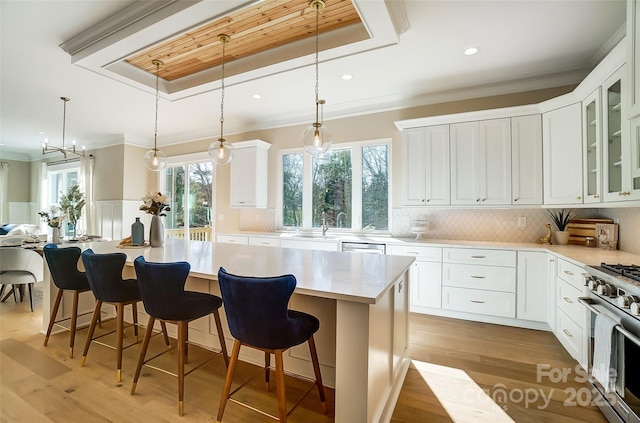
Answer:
1 285 608 422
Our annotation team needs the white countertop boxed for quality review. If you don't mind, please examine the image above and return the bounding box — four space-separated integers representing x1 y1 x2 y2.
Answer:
83 239 415 305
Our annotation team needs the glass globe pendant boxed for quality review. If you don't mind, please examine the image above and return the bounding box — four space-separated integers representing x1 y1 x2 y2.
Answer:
209 34 235 165
144 59 167 172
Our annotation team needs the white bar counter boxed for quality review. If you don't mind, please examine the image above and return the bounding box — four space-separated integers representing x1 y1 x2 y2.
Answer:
42 239 415 423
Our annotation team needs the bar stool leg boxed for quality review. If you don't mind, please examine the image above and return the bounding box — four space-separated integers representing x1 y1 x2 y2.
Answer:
69 291 81 359
178 321 187 416
160 321 170 346
116 303 125 382
264 352 271 391
44 288 63 346
132 302 139 341
81 300 103 367
216 340 241 423
131 316 155 395
213 310 229 367
308 335 327 413
274 350 287 422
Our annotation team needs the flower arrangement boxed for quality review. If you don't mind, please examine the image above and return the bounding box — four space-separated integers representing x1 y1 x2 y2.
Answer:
546 209 576 232
38 205 64 228
59 185 85 228
140 191 171 216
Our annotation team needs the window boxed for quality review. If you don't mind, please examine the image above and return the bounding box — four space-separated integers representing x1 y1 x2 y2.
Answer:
278 139 390 232
161 153 214 241
47 164 80 237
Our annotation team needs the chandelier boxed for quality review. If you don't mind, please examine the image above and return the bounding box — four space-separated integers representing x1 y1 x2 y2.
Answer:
302 0 331 156
42 97 86 159
143 59 167 172
208 34 235 165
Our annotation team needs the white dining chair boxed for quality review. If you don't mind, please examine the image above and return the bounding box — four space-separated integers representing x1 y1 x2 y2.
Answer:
0 248 44 312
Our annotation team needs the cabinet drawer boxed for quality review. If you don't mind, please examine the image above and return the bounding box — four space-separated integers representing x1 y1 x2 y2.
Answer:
556 308 584 363
387 245 442 261
557 258 586 290
248 237 280 247
442 263 516 292
443 248 516 267
216 235 249 245
557 278 586 326
442 287 516 318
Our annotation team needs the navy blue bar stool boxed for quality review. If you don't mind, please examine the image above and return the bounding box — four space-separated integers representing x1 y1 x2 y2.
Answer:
132 256 229 416
43 244 93 358
216 267 326 422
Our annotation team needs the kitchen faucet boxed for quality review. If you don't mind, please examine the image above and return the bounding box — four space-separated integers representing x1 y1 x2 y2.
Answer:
321 211 328 236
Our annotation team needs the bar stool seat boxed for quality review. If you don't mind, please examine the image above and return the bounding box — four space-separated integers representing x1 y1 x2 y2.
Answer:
43 244 93 359
216 267 327 422
131 256 229 416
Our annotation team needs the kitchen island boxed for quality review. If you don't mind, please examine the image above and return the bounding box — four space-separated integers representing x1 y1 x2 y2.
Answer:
41 239 415 423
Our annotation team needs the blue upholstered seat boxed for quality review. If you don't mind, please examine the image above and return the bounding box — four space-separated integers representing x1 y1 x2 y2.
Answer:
80 249 144 382
43 244 92 358
216 267 326 422
131 256 229 416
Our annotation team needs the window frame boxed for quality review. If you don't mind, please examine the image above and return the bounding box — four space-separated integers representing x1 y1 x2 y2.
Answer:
276 138 392 233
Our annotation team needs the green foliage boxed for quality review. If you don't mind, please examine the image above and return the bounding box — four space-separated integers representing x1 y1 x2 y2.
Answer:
546 209 576 231
59 185 85 225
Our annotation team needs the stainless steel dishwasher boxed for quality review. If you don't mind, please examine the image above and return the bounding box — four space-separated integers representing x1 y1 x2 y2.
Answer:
341 241 386 254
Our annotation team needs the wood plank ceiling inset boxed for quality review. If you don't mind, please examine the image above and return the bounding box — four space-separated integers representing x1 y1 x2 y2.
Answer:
126 0 362 81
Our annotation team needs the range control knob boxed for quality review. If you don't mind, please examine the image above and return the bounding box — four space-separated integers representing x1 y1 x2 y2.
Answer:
618 296 635 308
588 279 602 291
631 302 640 316
597 284 614 297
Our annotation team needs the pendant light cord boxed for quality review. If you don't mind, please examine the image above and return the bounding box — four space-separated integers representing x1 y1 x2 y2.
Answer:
219 35 227 141
314 1 320 125
153 60 161 152
61 97 69 149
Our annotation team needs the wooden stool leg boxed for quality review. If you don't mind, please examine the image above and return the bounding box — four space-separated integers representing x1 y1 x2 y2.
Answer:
264 352 271 391
132 302 139 341
274 349 287 422
160 321 170 346
69 291 81 359
213 310 229 367
308 335 327 413
80 300 102 367
0 284 6 300
216 340 241 423
131 316 155 395
178 321 187 416
44 288 63 346
116 303 125 382
27 283 34 312
1 286 14 302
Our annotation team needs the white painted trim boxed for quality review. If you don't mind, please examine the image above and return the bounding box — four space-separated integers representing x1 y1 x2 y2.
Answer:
394 105 541 130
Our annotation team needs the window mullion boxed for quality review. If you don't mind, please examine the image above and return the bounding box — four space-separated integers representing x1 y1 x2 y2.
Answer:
302 152 313 228
352 147 363 231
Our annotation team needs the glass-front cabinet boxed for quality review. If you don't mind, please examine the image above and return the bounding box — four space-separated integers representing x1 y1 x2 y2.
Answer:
602 67 629 201
582 88 601 203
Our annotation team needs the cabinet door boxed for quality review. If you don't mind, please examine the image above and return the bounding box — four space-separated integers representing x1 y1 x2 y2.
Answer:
230 147 257 207
511 115 542 205
516 251 549 322
402 126 450 206
410 260 442 310
481 118 512 205
602 68 625 202
542 103 583 204
450 122 480 204
582 88 602 203
631 116 640 190
629 0 640 119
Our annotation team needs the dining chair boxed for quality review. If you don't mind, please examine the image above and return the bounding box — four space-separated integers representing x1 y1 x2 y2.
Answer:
80 249 150 382
216 267 326 422
43 244 93 358
131 256 229 416
0 248 43 312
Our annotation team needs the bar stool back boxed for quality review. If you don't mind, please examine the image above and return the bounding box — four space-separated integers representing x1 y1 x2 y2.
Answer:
131 256 229 416
216 267 326 422
43 244 92 358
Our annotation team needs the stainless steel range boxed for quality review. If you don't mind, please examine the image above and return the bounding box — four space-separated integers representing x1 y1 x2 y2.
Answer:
582 263 640 423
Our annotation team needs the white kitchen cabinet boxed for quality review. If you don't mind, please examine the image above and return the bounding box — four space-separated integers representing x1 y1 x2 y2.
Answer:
387 245 442 311
628 0 640 119
216 234 249 245
402 126 450 206
601 67 628 202
230 140 271 208
511 115 543 205
632 116 640 187
450 119 511 205
248 236 280 247
280 239 339 251
542 103 583 204
516 251 549 323
582 88 602 203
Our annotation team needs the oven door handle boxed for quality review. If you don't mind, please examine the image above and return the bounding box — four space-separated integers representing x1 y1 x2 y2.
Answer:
579 297 640 349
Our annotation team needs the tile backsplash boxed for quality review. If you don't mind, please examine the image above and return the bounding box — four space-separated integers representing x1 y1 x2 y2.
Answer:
240 207 640 255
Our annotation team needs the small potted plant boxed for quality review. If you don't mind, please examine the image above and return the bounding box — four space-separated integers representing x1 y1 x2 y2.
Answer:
546 209 576 245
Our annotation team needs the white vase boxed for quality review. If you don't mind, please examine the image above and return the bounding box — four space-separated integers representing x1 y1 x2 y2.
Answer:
149 215 164 247
51 227 61 244
553 230 570 245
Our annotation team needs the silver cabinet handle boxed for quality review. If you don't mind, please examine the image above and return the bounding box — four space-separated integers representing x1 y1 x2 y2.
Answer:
563 296 573 304
563 329 573 338
564 270 574 276
471 255 486 259
470 275 486 279
470 300 485 304
398 281 404 293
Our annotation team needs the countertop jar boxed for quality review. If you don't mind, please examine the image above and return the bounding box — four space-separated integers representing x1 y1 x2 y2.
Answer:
585 236 596 248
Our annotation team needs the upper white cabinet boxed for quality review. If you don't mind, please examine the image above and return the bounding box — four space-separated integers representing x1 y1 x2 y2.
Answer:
230 140 271 208
628 0 640 119
602 67 628 201
542 103 583 204
582 88 602 203
402 126 450 206
511 115 542 205
450 118 511 205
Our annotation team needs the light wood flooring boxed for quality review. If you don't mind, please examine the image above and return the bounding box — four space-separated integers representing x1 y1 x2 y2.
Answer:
1 285 608 422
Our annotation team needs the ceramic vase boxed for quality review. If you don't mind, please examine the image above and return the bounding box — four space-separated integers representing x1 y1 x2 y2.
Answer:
52 227 61 244
149 215 164 247
553 230 570 245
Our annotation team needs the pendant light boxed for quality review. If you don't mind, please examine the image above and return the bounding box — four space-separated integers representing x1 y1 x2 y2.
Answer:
302 0 331 156
143 59 167 172
42 97 86 159
208 34 234 165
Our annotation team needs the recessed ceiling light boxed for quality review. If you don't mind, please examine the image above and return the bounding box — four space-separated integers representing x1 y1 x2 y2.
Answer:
464 47 480 56
252 94 262 99
38 131 46 135
342 74 353 80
